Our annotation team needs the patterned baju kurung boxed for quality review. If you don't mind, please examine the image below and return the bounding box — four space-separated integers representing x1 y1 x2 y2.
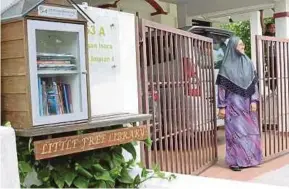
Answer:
218 84 263 167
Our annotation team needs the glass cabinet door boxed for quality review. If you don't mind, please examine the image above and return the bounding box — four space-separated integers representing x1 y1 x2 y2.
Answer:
27 20 88 126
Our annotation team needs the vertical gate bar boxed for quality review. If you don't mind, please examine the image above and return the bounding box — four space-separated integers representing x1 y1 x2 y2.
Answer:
283 42 286 150
184 36 193 174
154 29 164 170
203 40 209 165
170 33 179 173
276 41 279 153
210 40 218 161
160 30 169 171
271 39 277 155
165 31 174 172
148 27 157 165
279 41 282 151
283 41 287 150
199 40 206 167
195 39 202 168
201 40 208 165
205 41 211 164
283 42 289 150
261 39 265 157
256 36 263 157
175 35 185 173
183 36 190 174
200 40 207 165
135 17 144 163
262 39 268 157
195 39 203 169
266 40 272 157
283 41 286 151
206 41 213 162
284 42 289 150
277 41 281 153
204 41 211 164
136 17 142 123
188 37 197 172
179 35 189 174
279 42 283 152
185 37 193 174
192 38 199 171
139 20 152 168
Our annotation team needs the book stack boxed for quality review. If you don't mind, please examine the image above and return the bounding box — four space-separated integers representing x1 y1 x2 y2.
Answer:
37 53 77 71
38 78 73 116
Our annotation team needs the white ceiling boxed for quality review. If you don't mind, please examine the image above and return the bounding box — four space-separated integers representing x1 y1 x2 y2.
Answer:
191 7 275 24
160 0 275 18
73 0 275 23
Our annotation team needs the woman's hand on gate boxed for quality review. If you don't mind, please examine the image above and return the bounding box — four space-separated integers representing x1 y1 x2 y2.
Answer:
218 108 225 119
250 102 257 112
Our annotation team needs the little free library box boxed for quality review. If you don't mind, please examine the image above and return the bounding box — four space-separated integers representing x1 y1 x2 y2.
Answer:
1 0 151 159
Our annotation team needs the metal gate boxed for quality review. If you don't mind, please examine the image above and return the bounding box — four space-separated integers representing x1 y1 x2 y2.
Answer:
137 19 217 175
256 35 289 161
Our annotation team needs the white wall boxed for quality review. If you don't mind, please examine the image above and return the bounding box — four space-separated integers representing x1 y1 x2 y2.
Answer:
80 6 139 116
0 127 20 188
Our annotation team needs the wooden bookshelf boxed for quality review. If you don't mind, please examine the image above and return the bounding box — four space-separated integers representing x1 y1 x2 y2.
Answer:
15 113 152 137
1 0 90 130
1 0 152 139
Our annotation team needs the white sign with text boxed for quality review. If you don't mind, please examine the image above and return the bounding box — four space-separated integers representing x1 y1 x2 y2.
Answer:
81 6 138 116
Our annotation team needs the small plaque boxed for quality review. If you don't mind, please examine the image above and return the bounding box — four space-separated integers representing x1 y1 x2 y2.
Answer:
38 5 78 19
34 125 149 160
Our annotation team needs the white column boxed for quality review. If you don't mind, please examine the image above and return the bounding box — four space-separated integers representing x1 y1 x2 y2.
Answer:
177 3 188 28
250 11 262 67
0 127 20 188
275 0 289 38
274 0 289 132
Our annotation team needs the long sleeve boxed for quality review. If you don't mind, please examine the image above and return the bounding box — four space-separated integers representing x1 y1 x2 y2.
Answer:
217 86 227 108
251 83 259 102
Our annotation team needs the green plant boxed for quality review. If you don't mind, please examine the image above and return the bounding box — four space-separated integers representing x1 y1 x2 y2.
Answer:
220 17 274 58
17 131 175 188
221 21 252 57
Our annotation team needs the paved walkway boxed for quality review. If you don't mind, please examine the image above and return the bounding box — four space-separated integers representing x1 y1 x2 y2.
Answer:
200 130 289 186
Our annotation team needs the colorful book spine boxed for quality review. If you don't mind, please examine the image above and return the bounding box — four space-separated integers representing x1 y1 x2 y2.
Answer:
38 78 43 116
52 82 60 115
57 84 64 114
67 84 73 113
63 84 69 114
47 84 57 115
42 81 48 116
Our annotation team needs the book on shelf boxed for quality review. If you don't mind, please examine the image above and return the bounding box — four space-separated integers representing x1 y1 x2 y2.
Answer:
37 53 76 61
37 53 77 71
38 77 73 116
38 64 77 71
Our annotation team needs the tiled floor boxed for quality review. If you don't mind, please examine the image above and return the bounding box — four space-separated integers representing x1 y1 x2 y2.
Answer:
200 129 289 182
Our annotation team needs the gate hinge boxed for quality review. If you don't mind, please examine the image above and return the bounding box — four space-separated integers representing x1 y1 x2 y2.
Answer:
139 37 143 45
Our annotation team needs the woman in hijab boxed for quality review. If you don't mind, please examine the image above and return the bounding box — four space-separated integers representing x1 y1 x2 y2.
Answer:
216 36 262 171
